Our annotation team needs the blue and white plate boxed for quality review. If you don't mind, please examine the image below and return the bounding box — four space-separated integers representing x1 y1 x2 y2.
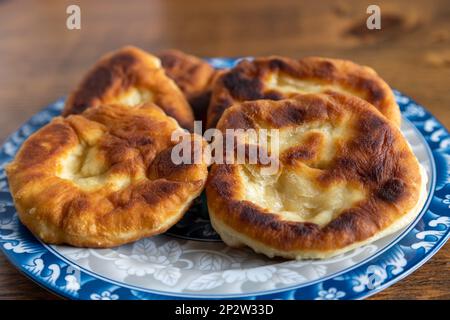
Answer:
0 58 449 300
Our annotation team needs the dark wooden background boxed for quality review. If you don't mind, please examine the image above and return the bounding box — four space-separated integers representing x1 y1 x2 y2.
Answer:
0 0 449 300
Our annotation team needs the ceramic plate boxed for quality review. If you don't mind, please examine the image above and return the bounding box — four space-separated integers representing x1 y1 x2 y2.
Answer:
0 58 449 300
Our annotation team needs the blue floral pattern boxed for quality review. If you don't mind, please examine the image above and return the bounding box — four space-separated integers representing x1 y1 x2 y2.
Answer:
315 288 346 300
0 59 449 300
91 290 119 300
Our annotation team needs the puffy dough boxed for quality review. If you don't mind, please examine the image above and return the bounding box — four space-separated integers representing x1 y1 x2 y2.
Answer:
63 46 195 130
207 56 401 128
6 103 208 247
158 49 218 122
206 92 426 259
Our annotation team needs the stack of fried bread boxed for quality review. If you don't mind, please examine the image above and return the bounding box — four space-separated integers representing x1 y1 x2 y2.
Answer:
7 46 209 247
6 47 426 260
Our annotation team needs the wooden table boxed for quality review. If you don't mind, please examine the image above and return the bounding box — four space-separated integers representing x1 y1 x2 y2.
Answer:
0 0 449 300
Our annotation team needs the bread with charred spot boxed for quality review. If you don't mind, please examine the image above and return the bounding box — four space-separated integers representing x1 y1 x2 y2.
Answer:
63 46 195 130
7 103 207 247
207 56 400 128
206 92 426 259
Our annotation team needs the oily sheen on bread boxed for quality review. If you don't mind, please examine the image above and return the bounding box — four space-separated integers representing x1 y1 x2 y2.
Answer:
158 49 218 122
206 92 426 259
63 46 195 130
207 56 400 128
6 103 208 247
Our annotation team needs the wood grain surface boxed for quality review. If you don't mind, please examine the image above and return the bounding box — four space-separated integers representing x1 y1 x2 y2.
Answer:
0 0 449 300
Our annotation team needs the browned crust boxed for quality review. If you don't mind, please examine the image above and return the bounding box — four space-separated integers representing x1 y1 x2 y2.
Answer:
6 103 208 247
63 46 195 130
158 49 220 123
158 50 214 99
207 56 400 128
206 92 421 253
